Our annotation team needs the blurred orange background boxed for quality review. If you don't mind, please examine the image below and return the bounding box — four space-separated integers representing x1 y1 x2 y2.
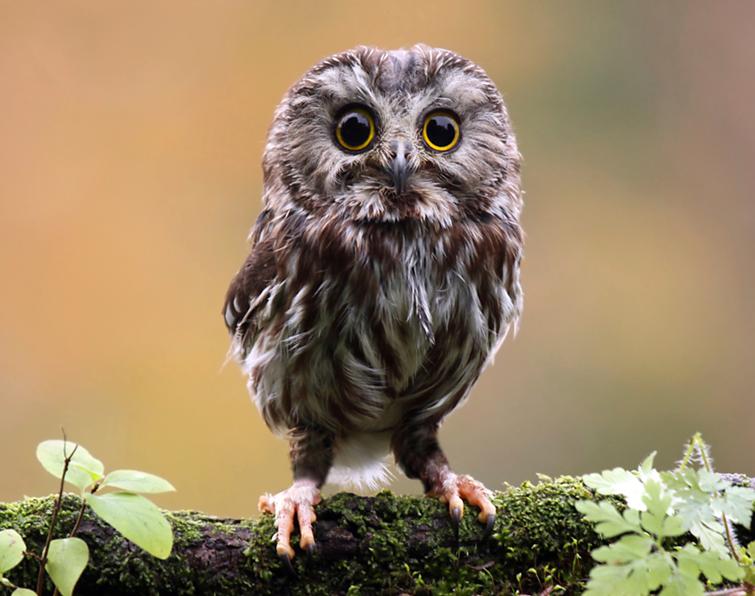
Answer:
1 2 753 517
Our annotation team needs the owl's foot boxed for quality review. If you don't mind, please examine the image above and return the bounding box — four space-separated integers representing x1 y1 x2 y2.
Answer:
429 472 496 534
258 479 321 569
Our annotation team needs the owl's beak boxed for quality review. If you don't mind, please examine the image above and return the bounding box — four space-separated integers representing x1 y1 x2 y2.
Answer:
389 141 410 194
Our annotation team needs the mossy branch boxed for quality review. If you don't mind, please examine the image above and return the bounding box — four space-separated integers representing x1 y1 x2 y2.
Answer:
1 476 752 595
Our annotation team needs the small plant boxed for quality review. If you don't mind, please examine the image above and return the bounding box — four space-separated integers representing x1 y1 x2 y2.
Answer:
0 434 174 596
576 433 755 595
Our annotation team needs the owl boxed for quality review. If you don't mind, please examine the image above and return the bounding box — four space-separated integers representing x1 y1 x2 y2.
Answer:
223 44 523 565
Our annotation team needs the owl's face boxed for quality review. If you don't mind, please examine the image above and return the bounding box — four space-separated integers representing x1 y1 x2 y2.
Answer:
263 45 520 228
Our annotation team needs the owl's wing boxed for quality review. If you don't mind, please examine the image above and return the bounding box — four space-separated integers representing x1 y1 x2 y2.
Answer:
222 209 278 357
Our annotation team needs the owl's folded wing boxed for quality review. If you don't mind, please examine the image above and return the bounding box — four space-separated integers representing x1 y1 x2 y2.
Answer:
222 209 278 356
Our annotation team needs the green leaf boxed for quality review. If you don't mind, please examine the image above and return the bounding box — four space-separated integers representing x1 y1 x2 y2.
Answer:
36 440 104 491
576 500 642 537
45 538 89 596
658 571 704 596
581 444 751 596
641 510 664 536
591 535 653 563
100 470 175 494
639 451 657 477
12 589 38 596
697 470 729 493
583 467 646 510
667 468 754 553
645 552 674 591
690 519 728 556
583 564 631 596
584 554 673 596
661 515 686 537
718 485 755 527
86 492 172 559
0 529 25 574
616 568 649 595
640 480 687 540
670 478 729 554
674 544 743 584
675 545 706 579
643 479 673 519
702 555 742 583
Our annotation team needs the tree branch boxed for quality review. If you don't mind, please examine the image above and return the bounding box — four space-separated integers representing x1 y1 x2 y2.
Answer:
1 476 752 595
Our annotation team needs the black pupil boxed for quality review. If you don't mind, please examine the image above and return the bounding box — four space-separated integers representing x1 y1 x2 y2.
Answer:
339 111 371 148
427 115 457 148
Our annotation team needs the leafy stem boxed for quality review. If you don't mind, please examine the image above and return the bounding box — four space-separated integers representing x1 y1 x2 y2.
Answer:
724 519 743 564
678 433 698 472
35 432 78 596
686 433 742 563
67 482 99 540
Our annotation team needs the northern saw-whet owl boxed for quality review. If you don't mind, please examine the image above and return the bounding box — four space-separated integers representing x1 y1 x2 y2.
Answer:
224 45 523 564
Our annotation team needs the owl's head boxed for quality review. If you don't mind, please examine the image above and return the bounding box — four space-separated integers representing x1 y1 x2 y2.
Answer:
263 45 521 228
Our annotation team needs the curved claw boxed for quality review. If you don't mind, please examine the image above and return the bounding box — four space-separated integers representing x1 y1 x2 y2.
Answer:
277 550 295 574
432 473 496 537
449 495 464 526
483 512 496 536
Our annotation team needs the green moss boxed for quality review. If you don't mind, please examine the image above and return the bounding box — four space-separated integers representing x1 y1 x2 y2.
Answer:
0 478 608 595
232 479 602 595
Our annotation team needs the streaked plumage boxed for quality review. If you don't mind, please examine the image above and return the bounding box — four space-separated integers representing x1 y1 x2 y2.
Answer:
223 44 523 560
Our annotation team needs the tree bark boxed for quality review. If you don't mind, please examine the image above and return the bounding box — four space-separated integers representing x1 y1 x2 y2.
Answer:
1 476 752 595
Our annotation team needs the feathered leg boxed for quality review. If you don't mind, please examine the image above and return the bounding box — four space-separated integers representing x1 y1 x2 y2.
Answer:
392 423 496 532
258 425 333 568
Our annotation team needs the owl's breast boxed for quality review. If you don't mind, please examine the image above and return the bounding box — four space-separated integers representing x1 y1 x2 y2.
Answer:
243 225 519 433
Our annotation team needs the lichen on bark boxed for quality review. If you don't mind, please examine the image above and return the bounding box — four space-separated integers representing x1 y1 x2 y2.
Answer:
1 476 752 595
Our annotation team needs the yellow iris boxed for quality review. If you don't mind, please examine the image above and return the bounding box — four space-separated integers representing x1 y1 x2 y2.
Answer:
335 107 376 152
422 110 461 152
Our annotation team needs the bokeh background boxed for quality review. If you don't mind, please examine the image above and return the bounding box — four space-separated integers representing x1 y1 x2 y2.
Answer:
1 1 753 517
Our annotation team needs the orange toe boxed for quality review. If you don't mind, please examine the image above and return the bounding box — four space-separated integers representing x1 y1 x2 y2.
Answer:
430 472 496 531
257 480 321 561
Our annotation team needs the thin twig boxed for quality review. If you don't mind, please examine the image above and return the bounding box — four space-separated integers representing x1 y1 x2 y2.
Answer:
35 432 79 596
67 496 88 539
24 550 44 562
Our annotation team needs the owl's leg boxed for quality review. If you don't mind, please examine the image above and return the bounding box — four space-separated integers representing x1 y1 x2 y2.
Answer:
258 425 333 568
391 424 496 533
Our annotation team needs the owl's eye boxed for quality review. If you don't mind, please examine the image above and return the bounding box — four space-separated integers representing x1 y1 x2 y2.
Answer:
422 110 461 152
335 106 376 152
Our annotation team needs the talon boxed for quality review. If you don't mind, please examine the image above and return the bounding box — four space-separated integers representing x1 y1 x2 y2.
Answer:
305 542 317 557
277 550 295 574
449 495 464 523
483 512 496 535
433 472 496 535
300 530 316 552
276 542 295 559
297 501 317 552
